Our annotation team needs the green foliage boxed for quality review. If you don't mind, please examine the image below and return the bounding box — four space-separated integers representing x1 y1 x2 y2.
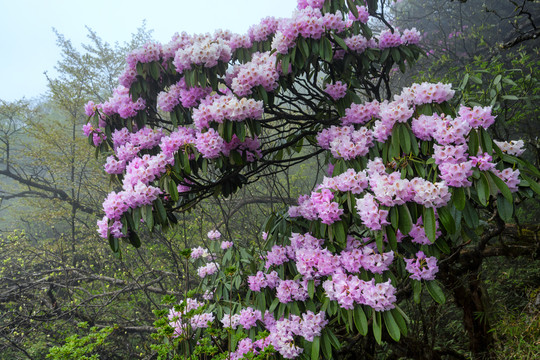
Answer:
47 324 115 360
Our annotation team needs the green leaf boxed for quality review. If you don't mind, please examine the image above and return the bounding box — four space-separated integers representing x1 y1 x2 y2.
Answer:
412 280 421 304
386 226 397 250
327 328 341 350
452 187 466 211
281 54 290 74
347 0 359 18
391 48 401 62
400 125 411 154
367 0 378 14
389 206 399 229
391 308 408 336
488 171 512 202
463 199 479 229
434 238 451 255
479 128 493 154
311 336 320 360
308 279 315 300
128 231 141 248
353 306 368 336
236 121 246 142
426 280 446 304
469 75 482 84
496 195 513 223
477 173 490 206
383 311 401 342
501 95 519 101
269 297 279 312
298 37 310 59
459 73 469 90
144 205 154 231
109 235 119 253
437 206 455 234
398 205 413 235
321 330 333 359
150 62 160 80
333 221 347 246
375 231 384 253
373 311 382 344
502 154 540 177
522 173 540 195
155 198 167 224
168 179 179 202
468 129 479 155
321 37 333 62
423 207 436 243
333 34 348 50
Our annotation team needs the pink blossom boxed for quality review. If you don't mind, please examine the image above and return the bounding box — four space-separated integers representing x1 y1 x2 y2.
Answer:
324 81 347 100
404 251 439 281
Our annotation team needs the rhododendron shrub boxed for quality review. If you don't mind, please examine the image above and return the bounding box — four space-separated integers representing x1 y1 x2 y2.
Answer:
84 0 540 358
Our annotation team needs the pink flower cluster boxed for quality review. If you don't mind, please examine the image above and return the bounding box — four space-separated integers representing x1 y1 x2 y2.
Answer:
289 157 452 229
324 81 348 100
340 100 380 125
378 28 421 49
126 42 163 66
159 127 196 157
192 93 263 130
157 79 211 112
404 251 439 281
207 230 221 240
494 139 525 156
317 125 373 160
224 309 327 359
319 168 369 194
173 36 231 73
409 218 441 245
221 241 233 249
248 17 279 42
297 0 325 9
378 29 402 49
344 34 371 53
228 33 252 51
168 298 214 337
248 270 280 291
191 246 209 260
227 337 272 360
400 82 455 105
470 153 496 171
410 178 452 208
439 162 473 187
340 240 394 274
194 128 225 159
457 105 496 129
356 193 390 230
433 144 468 165
324 275 396 311
288 188 344 225
401 28 422 45
348 5 370 23
265 311 328 358
197 262 220 278
493 168 520 192
276 280 309 303
223 135 262 162
250 231 399 314
229 51 282 96
89 86 146 119
271 7 347 54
